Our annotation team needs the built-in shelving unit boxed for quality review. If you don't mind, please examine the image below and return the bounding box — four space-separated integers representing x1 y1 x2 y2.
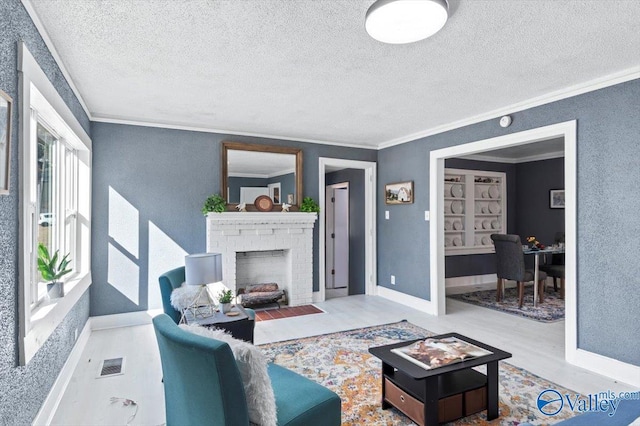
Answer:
444 168 507 255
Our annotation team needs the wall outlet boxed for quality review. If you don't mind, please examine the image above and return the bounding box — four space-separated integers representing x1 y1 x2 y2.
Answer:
391 275 396 285
424 211 430 221
385 210 390 220
74 328 78 341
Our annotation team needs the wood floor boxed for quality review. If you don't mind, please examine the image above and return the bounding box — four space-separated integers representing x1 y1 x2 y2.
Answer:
49 294 636 425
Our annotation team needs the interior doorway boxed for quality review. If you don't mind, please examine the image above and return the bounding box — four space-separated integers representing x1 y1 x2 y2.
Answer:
325 183 349 298
317 158 377 303
429 120 578 362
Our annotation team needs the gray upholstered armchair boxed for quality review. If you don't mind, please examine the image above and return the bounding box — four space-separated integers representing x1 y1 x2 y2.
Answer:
490 234 547 308
539 231 565 298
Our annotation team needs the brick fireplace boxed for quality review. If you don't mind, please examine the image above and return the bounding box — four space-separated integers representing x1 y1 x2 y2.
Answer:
206 212 317 306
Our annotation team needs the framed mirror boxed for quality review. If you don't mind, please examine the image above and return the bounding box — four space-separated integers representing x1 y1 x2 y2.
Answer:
222 141 303 211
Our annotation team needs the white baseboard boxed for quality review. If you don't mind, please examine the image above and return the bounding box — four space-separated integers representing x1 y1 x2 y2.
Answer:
569 348 640 388
376 285 436 315
32 320 92 426
445 274 497 288
90 309 163 330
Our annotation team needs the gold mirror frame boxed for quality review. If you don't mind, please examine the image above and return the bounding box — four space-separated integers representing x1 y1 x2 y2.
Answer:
222 141 303 211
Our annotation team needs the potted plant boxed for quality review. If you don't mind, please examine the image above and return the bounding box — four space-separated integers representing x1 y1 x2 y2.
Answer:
202 194 226 215
37 243 72 300
300 196 320 213
218 289 234 314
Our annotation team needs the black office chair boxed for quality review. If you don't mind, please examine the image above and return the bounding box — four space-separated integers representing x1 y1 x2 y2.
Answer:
491 234 547 308
539 231 565 299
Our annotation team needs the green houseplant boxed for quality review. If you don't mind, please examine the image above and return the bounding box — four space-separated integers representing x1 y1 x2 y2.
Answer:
218 289 234 314
300 197 320 213
202 194 226 215
37 243 72 300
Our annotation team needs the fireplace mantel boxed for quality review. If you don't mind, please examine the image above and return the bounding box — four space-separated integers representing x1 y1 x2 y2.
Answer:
206 212 317 226
206 212 317 306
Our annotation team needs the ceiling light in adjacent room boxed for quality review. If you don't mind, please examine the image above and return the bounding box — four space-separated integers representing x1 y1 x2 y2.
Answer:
365 0 449 44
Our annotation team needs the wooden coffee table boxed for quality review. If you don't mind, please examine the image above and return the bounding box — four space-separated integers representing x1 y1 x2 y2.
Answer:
369 332 511 425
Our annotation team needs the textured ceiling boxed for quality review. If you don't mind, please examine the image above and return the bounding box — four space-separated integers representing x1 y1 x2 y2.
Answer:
27 0 640 148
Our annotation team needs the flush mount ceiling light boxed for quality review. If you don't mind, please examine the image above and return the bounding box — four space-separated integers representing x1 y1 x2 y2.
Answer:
365 0 449 44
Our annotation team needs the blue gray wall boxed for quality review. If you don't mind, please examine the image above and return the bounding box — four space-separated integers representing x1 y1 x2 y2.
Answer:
325 168 366 295
378 78 640 366
90 122 376 316
0 1 91 423
515 157 565 245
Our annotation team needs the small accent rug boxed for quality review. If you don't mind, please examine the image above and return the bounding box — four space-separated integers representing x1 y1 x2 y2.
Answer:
254 305 324 322
449 287 565 323
259 321 577 425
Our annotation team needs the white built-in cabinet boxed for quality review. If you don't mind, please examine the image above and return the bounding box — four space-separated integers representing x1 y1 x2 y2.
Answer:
444 168 506 255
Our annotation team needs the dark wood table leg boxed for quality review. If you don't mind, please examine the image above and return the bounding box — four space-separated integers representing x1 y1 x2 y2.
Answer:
423 376 439 426
487 361 499 420
381 362 392 409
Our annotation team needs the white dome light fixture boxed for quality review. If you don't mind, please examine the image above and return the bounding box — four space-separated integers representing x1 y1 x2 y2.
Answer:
365 0 449 44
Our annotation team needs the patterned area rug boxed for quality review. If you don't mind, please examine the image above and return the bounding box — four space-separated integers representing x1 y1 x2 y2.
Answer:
259 321 576 425
449 287 565 322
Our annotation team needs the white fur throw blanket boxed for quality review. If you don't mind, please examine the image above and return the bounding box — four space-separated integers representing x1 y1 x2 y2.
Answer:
179 324 277 426
170 285 211 311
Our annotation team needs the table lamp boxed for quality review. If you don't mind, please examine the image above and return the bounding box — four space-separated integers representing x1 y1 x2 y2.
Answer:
184 252 223 318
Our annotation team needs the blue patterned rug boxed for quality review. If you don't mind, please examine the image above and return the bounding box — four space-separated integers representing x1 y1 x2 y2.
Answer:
448 286 565 322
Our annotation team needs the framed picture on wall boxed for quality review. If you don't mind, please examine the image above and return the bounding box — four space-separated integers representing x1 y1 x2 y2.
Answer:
385 181 414 204
550 189 565 209
0 89 13 195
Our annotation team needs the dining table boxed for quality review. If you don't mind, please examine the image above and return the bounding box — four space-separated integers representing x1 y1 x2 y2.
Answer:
523 246 565 307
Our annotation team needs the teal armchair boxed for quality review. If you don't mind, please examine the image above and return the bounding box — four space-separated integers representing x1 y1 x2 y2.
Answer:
153 314 342 426
159 266 256 323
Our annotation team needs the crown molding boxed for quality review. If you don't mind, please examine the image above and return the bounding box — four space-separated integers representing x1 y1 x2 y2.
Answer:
91 115 372 150
377 68 640 150
21 0 93 120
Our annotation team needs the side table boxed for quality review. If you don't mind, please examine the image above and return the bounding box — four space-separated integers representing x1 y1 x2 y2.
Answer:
182 304 255 343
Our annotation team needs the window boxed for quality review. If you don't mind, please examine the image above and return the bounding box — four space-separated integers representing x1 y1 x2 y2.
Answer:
31 121 79 302
18 42 92 365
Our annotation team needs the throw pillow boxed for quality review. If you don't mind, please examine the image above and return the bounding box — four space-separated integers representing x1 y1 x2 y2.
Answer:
179 324 277 426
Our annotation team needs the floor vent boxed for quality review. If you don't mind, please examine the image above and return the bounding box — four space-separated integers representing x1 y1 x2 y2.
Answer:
97 357 125 378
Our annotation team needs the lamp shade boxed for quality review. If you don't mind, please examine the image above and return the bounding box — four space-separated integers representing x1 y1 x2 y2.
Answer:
185 253 223 286
365 0 449 44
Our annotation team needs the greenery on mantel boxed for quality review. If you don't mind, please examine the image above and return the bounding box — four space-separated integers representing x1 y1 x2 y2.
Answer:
300 197 320 213
202 194 226 215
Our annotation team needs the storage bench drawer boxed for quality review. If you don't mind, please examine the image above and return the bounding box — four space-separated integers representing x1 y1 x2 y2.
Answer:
383 377 487 425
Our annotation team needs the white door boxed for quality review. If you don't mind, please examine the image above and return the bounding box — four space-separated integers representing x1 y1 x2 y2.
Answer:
325 184 349 289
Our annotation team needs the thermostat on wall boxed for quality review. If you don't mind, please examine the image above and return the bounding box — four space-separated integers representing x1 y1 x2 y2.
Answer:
499 115 512 128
